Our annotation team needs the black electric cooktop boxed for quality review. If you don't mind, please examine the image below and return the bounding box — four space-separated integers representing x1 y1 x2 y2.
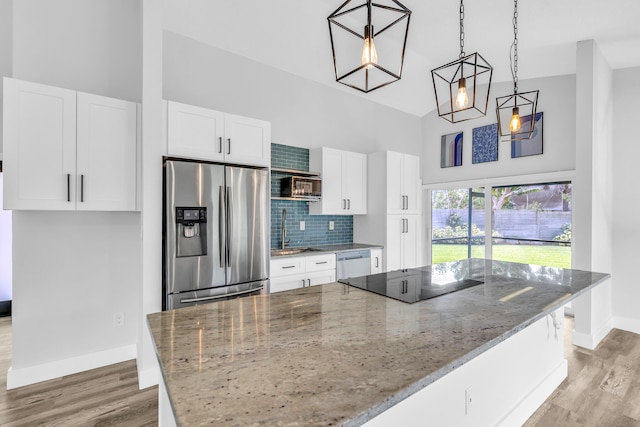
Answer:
338 267 484 304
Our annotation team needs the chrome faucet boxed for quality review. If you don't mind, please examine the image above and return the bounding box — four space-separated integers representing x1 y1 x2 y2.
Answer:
281 209 290 249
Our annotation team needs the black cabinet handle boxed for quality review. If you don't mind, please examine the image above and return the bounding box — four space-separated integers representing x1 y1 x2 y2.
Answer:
80 174 85 202
67 174 71 202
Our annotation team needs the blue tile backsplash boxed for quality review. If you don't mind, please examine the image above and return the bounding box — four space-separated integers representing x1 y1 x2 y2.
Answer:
271 143 353 249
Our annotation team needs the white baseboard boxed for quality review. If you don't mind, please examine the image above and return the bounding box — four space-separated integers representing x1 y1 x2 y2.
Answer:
137 365 159 390
614 316 640 335
6 344 137 390
572 316 614 350
497 359 568 427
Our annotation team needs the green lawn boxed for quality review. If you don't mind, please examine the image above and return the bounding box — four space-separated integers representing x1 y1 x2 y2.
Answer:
432 244 571 269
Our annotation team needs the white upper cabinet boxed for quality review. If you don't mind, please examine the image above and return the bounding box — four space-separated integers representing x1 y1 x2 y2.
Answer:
166 101 270 168
223 114 271 167
386 151 420 214
309 147 367 215
76 92 138 211
3 78 139 211
167 101 225 162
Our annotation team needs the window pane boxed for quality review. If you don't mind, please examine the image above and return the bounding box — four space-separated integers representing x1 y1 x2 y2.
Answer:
431 188 485 264
491 183 571 268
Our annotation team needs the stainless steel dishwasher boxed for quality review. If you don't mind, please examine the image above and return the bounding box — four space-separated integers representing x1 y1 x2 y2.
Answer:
336 250 371 280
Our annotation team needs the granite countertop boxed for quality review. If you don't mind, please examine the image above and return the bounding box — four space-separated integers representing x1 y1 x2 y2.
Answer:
270 242 383 258
147 259 609 426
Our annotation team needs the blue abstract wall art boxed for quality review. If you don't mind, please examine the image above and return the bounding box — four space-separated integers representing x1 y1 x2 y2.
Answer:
472 123 499 164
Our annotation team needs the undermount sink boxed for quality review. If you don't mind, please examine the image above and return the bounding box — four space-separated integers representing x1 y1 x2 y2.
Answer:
271 247 322 256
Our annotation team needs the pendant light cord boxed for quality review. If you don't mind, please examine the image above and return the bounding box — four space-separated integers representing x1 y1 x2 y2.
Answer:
510 0 519 93
459 0 465 58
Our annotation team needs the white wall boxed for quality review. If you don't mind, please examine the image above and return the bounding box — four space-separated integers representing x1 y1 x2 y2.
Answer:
8 0 143 388
421 74 577 186
12 0 141 102
0 173 11 301
571 40 614 350
0 0 13 155
163 31 423 156
612 66 640 333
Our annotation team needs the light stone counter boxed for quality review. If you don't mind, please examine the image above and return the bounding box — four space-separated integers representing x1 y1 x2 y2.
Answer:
147 259 609 426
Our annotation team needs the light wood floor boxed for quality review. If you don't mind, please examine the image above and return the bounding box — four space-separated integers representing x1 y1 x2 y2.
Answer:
0 316 639 426
0 317 158 426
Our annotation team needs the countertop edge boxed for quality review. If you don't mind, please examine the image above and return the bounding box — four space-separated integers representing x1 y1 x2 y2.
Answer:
270 243 384 258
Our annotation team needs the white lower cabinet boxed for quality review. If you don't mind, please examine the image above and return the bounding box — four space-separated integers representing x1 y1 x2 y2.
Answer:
370 248 383 274
270 253 336 293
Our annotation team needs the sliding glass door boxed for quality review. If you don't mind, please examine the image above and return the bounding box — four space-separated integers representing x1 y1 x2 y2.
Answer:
430 182 572 269
431 188 485 264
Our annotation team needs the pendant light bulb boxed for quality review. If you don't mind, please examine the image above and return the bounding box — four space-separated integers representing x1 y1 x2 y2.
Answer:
361 25 378 70
455 77 469 109
510 107 521 132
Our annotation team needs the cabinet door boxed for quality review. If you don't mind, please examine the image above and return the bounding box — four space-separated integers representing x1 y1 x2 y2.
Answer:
342 151 367 214
370 248 383 274
76 92 138 211
224 114 271 167
307 269 336 287
3 78 77 210
167 101 224 162
270 273 306 293
402 215 421 269
319 148 344 214
386 216 404 272
402 154 420 214
386 151 404 214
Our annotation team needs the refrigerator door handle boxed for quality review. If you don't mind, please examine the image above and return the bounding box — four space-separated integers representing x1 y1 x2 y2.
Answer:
219 186 225 268
180 286 264 303
226 186 233 266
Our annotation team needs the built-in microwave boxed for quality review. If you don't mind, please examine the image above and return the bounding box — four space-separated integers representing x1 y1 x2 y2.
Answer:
280 176 322 199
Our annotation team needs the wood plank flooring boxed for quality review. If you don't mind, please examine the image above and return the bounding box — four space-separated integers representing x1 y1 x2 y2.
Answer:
0 317 158 426
524 317 640 427
0 316 638 426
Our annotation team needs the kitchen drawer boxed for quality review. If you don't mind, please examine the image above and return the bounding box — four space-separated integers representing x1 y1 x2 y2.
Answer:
305 254 336 273
270 256 304 278
270 273 307 293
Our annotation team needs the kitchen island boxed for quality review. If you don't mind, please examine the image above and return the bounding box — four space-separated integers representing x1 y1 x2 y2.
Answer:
147 259 609 426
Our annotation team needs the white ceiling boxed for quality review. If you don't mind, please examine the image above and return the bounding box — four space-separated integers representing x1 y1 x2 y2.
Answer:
163 0 640 117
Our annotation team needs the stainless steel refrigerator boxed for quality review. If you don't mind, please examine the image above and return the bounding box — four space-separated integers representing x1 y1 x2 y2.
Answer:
163 159 269 310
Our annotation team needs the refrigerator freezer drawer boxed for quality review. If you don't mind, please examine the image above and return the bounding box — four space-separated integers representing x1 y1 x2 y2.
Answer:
167 280 268 310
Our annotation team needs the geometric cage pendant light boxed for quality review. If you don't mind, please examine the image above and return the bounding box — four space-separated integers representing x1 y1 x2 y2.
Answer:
496 0 539 140
431 0 493 123
328 0 411 93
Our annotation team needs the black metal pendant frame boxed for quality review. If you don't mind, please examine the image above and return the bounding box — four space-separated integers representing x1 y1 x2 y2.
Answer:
496 90 539 141
431 52 493 123
327 0 411 93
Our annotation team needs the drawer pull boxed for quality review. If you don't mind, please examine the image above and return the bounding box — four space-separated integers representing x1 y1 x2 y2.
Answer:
315 261 328 265
282 265 296 269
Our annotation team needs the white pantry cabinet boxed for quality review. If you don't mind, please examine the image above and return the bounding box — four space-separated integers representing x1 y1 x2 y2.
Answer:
353 150 421 271
270 253 336 293
3 78 138 211
309 147 367 215
386 151 420 214
166 101 271 167
385 215 420 272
